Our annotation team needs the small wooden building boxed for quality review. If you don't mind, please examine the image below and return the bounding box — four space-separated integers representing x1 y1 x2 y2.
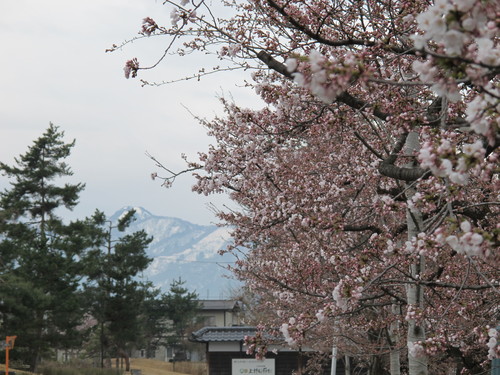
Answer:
190 326 344 375
198 300 243 327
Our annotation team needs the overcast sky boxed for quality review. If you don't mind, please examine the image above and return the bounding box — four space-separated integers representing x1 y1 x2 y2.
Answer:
0 1 257 225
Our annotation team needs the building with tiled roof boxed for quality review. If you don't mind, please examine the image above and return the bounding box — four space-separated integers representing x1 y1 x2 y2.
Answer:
190 326 341 375
191 326 258 343
131 299 245 362
198 299 243 327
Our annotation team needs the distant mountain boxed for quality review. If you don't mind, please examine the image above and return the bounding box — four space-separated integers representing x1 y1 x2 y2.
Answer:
110 206 241 299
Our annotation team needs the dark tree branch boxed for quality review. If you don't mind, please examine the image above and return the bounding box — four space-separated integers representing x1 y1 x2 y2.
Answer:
376 186 406 201
257 50 293 79
452 200 491 222
380 287 407 305
343 224 382 234
265 0 374 48
337 92 389 121
416 280 499 290
256 51 389 121
264 0 411 56
378 163 428 181
354 132 385 160
377 132 429 181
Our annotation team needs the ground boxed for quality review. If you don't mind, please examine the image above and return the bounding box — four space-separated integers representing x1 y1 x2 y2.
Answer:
129 358 199 375
0 359 205 375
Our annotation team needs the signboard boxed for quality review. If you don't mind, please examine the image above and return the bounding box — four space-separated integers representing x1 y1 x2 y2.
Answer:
232 359 275 375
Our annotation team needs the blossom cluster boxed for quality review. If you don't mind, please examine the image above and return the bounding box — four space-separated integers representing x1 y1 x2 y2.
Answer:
436 220 485 257
220 44 242 58
282 314 318 347
465 85 500 146
332 282 349 312
244 330 268 360
170 7 197 28
332 279 363 312
418 139 486 185
280 322 297 347
123 58 139 79
411 0 499 146
141 17 159 36
487 327 499 360
475 326 500 360
412 0 499 65
409 336 448 358
408 341 425 358
412 59 460 102
315 309 326 322
404 232 441 261
405 304 424 324
286 50 364 103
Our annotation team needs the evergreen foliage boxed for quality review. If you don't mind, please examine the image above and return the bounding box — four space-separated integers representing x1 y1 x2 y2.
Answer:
0 124 86 371
138 278 202 358
162 279 201 352
81 209 153 370
0 125 204 370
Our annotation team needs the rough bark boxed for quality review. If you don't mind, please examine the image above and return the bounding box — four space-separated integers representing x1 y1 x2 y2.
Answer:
389 303 401 375
345 355 351 375
378 162 428 182
378 132 428 181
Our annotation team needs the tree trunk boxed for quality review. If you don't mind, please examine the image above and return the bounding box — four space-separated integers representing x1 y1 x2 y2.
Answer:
369 355 386 375
29 311 45 373
29 349 40 373
345 355 351 375
117 348 131 371
404 132 428 375
389 303 401 375
406 256 427 375
104 357 112 368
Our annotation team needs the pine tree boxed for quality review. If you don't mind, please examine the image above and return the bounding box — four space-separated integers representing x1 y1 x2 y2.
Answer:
140 289 169 358
163 278 201 359
137 283 199 361
81 209 153 370
0 124 86 371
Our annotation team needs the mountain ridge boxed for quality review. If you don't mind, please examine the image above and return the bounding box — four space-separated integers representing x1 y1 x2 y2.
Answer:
111 206 240 298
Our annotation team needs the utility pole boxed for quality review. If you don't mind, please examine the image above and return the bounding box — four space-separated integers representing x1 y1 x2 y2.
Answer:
330 346 337 375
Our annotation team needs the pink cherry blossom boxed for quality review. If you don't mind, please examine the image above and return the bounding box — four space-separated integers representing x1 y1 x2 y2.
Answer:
117 1 500 373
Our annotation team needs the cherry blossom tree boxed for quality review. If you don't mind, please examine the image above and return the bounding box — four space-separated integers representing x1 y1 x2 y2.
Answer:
115 0 499 374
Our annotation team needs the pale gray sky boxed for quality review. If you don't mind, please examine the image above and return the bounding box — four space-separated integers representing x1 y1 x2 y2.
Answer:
0 0 256 225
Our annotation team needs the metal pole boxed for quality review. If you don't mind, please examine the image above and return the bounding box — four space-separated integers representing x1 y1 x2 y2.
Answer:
330 346 337 375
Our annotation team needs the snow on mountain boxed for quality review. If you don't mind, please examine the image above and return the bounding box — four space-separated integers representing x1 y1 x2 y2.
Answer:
116 206 154 222
110 207 241 298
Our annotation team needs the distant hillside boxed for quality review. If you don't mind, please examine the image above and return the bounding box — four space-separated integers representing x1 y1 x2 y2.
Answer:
110 207 241 298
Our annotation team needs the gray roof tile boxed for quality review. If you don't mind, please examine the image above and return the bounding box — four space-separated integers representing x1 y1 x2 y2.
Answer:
199 300 242 311
190 326 257 342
